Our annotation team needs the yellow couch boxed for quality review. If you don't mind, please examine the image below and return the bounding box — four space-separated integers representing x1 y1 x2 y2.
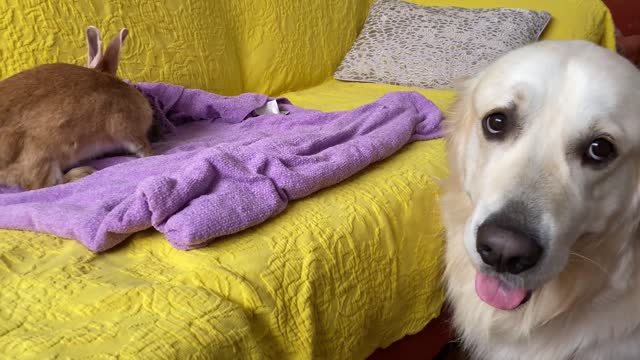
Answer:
0 0 614 359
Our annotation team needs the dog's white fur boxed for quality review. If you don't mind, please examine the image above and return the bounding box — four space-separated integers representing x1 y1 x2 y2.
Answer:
441 40 640 360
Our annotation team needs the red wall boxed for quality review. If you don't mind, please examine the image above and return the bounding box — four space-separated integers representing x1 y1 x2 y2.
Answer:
603 0 640 35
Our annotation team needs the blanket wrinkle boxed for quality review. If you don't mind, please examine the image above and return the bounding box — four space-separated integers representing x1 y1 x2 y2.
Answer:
0 83 443 252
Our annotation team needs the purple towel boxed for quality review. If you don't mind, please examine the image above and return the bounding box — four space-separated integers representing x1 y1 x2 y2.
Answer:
0 82 442 252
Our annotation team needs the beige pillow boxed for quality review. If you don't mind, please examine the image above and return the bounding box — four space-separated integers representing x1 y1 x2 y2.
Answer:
334 0 551 89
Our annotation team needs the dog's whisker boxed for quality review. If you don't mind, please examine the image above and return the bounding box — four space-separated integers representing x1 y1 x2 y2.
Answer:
570 251 609 276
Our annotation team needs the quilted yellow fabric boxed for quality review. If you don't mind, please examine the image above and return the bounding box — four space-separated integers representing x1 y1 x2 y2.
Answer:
0 84 452 359
0 0 615 359
0 0 615 96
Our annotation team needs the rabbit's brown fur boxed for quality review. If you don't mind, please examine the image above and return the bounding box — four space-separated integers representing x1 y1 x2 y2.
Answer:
0 27 153 190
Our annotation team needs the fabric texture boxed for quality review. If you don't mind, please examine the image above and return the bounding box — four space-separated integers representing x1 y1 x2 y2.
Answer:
0 83 442 252
334 0 551 89
0 0 615 96
0 81 451 360
0 0 617 359
402 0 616 51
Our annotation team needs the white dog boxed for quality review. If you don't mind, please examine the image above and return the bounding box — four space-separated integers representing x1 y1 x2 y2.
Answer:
441 40 640 359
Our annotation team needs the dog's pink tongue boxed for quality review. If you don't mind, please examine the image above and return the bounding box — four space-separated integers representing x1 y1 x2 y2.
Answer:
475 272 527 310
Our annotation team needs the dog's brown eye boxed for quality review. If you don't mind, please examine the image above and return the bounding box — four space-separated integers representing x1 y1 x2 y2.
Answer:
483 113 508 139
584 138 617 164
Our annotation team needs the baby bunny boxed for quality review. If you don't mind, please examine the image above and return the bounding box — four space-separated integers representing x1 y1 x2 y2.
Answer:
0 26 154 190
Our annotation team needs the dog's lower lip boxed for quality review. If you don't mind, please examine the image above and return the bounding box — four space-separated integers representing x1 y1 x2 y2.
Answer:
519 291 532 307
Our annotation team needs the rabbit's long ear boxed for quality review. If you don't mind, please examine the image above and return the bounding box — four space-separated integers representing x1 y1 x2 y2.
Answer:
86 26 103 69
95 28 128 75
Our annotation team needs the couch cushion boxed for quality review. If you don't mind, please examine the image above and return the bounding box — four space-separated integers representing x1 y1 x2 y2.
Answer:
405 0 616 49
0 0 615 97
334 0 551 89
0 1 245 95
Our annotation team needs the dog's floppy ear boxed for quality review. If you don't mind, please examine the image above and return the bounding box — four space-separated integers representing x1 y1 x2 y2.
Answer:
443 73 482 178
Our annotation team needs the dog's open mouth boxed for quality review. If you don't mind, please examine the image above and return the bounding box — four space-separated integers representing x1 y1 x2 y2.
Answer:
475 272 532 310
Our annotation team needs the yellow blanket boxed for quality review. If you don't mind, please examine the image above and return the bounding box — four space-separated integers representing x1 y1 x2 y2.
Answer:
0 82 453 359
0 0 615 358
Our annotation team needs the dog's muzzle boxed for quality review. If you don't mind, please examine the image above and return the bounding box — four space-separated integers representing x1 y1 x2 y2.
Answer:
473 201 544 310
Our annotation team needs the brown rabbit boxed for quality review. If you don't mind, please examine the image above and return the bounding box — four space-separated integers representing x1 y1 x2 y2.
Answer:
0 26 154 190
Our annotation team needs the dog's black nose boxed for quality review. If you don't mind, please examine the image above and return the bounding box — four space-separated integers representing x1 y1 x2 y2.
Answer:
476 222 543 274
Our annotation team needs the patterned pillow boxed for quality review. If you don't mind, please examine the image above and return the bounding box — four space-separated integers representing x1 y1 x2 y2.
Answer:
334 0 551 89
